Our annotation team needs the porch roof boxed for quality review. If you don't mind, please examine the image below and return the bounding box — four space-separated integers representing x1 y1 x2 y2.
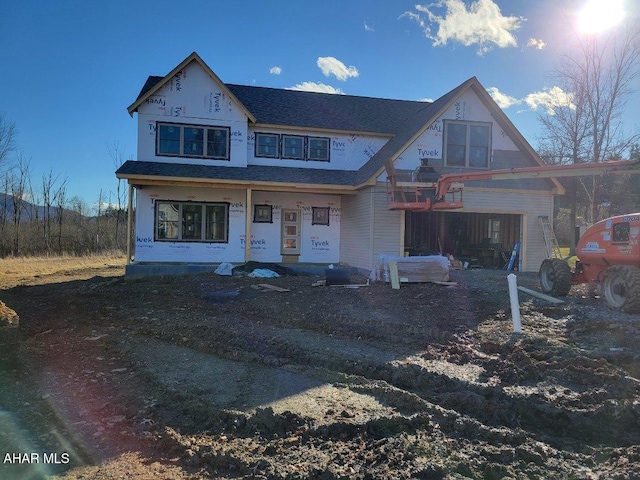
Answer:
116 160 359 190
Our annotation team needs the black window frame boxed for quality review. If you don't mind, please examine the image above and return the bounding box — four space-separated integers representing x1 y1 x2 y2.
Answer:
156 122 230 160
255 133 280 158
307 136 330 162
253 204 273 223
281 134 305 160
311 207 330 226
155 201 229 243
443 120 491 169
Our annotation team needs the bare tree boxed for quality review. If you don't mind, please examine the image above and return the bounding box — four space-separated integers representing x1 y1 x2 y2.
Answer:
537 78 591 254
107 142 128 249
41 171 56 253
0 113 17 173
10 156 29 255
95 188 104 251
538 20 640 225
55 180 67 253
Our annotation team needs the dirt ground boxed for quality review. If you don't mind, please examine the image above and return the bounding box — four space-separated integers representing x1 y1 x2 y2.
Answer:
0 257 639 480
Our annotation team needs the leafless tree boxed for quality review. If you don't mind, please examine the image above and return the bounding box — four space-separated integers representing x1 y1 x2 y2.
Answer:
55 181 67 253
537 78 591 254
10 156 29 254
0 113 17 173
107 142 128 249
538 20 640 225
95 188 104 250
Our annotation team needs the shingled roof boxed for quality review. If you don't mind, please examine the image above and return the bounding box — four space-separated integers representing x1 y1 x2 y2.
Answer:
122 53 552 191
133 75 431 135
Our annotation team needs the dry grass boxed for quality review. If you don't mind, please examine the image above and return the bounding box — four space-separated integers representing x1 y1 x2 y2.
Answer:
0 252 126 289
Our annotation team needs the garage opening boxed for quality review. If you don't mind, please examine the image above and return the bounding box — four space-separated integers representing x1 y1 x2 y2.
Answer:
405 211 521 268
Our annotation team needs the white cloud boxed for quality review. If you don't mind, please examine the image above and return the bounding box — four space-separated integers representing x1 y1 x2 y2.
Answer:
288 82 344 94
403 0 523 55
526 38 546 50
524 86 574 115
486 87 520 109
269 66 282 75
317 56 359 81
364 20 375 32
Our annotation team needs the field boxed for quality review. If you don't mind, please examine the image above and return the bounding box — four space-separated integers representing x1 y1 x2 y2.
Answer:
0 255 639 479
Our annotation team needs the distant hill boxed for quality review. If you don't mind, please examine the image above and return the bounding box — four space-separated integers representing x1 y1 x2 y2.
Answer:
0 192 77 222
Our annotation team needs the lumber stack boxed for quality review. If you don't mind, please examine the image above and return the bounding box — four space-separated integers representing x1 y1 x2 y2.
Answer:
370 255 450 284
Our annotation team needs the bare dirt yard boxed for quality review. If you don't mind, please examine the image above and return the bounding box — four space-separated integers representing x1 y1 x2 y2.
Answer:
0 255 639 479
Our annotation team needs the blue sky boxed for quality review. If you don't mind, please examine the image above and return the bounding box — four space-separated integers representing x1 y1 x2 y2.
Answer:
0 0 638 209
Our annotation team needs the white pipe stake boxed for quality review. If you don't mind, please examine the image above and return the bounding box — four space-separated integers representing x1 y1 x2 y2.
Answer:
507 274 522 333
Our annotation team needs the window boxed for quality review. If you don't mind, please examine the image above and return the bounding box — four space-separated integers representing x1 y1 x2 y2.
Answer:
282 135 305 159
307 137 330 161
444 121 491 168
155 201 229 242
613 222 630 242
207 129 228 158
253 133 331 161
312 207 330 226
255 133 280 158
253 204 273 223
157 122 230 159
489 218 501 244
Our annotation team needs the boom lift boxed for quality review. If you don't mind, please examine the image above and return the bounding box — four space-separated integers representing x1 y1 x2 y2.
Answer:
386 159 640 312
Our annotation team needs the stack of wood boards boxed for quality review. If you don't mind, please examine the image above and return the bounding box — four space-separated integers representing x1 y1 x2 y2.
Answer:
370 255 450 283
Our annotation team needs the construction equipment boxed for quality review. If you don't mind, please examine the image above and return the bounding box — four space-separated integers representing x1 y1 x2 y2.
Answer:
539 213 640 313
386 159 640 312
387 159 640 212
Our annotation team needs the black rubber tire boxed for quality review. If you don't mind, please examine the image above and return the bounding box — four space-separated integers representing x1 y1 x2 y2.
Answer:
539 258 572 297
602 265 640 314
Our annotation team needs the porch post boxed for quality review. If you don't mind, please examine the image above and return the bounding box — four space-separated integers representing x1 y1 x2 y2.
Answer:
126 183 134 265
245 188 252 262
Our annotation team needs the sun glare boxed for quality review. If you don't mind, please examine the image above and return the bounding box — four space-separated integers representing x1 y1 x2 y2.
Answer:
578 0 625 33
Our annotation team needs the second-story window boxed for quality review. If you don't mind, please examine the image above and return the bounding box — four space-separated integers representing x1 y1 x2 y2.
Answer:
255 133 280 158
157 122 230 160
444 121 491 168
282 135 305 160
308 137 330 161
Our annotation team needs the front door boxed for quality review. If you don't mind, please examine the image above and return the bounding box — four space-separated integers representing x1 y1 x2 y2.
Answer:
281 209 301 258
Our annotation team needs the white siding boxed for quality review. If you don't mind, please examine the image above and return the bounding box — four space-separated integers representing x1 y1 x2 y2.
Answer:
340 189 374 270
340 186 403 272
371 186 404 262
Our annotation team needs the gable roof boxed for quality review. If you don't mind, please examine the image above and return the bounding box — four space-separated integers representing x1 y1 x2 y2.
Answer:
123 53 561 193
126 52 256 123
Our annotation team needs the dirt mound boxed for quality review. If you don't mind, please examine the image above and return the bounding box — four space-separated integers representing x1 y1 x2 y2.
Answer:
0 300 19 326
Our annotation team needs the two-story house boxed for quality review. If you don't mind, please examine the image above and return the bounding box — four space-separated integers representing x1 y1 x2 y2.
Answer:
116 52 563 276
